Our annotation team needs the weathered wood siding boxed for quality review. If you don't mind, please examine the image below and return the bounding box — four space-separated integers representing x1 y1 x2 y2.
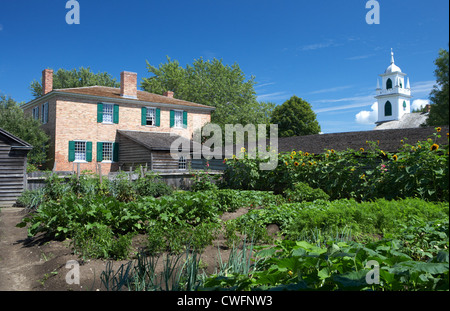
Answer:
0 139 27 207
118 135 191 172
118 134 151 171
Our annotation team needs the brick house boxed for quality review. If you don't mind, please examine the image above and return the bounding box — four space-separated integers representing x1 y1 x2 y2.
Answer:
21 69 215 174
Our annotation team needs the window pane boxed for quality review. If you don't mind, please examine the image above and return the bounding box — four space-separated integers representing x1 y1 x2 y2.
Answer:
146 108 155 125
102 142 113 161
75 141 86 161
103 104 113 123
174 111 183 128
178 156 187 170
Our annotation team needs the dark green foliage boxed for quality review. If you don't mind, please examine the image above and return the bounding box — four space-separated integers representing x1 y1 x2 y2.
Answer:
270 95 321 137
283 182 330 202
0 94 50 166
427 46 449 126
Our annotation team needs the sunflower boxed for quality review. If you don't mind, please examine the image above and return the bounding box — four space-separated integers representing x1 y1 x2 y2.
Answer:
240 147 246 153
290 155 294 160
447 133 449 138
294 162 299 167
392 154 398 161
330 149 335 154
430 144 439 151
291 150 296 156
360 148 365 152
436 127 442 133
304 152 309 156
285 161 289 166
301 163 306 167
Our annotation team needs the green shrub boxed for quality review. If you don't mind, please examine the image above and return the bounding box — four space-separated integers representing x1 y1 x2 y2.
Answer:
16 189 45 211
191 170 218 192
283 182 330 202
72 223 133 260
134 172 173 197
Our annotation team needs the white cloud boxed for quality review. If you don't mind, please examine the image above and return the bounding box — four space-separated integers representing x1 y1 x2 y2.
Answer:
411 99 429 111
411 80 435 97
256 92 288 102
345 54 375 61
300 40 340 51
355 102 378 125
309 85 354 95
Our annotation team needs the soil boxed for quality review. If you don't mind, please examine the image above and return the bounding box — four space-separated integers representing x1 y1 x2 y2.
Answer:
0 206 278 291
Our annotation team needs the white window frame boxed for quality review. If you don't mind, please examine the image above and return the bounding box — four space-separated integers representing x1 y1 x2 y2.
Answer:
174 110 183 129
102 142 114 163
74 141 87 163
178 156 187 170
146 107 156 126
102 103 114 124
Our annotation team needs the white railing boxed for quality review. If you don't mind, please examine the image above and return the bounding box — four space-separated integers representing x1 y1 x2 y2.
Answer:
376 87 411 96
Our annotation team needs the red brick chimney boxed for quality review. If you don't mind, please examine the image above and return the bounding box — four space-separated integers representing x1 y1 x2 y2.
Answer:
42 69 54 95
163 91 174 98
120 71 137 99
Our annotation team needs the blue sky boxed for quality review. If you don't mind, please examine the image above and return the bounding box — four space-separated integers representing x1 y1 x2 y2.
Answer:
0 0 448 133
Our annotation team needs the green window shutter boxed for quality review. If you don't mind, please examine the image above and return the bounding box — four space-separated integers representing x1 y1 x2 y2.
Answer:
97 142 103 162
113 143 119 162
155 108 161 127
68 141 75 162
86 142 93 162
113 104 119 124
97 103 103 123
141 107 147 126
183 111 188 129
170 110 175 128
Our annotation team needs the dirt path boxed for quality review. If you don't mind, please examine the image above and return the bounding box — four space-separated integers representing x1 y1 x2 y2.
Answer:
0 208 40 291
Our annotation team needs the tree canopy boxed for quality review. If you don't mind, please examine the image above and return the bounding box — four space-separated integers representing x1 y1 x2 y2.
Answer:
140 56 275 127
270 96 321 137
30 67 120 98
0 94 49 166
427 46 449 126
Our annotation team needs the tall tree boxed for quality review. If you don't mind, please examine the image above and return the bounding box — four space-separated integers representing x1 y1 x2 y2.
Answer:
427 46 449 126
30 67 120 98
141 56 272 127
270 96 321 137
0 94 49 165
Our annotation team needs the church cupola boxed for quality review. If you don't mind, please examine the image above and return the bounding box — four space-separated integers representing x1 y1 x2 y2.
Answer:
375 49 412 125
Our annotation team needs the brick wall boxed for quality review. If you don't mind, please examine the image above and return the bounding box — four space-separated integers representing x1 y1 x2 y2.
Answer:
50 96 211 173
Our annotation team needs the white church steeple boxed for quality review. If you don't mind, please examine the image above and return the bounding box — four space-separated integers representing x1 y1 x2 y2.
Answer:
375 50 412 125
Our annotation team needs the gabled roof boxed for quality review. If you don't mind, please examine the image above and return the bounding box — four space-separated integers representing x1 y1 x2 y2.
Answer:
0 127 33 150
21 86 216 111
56 86 214 109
